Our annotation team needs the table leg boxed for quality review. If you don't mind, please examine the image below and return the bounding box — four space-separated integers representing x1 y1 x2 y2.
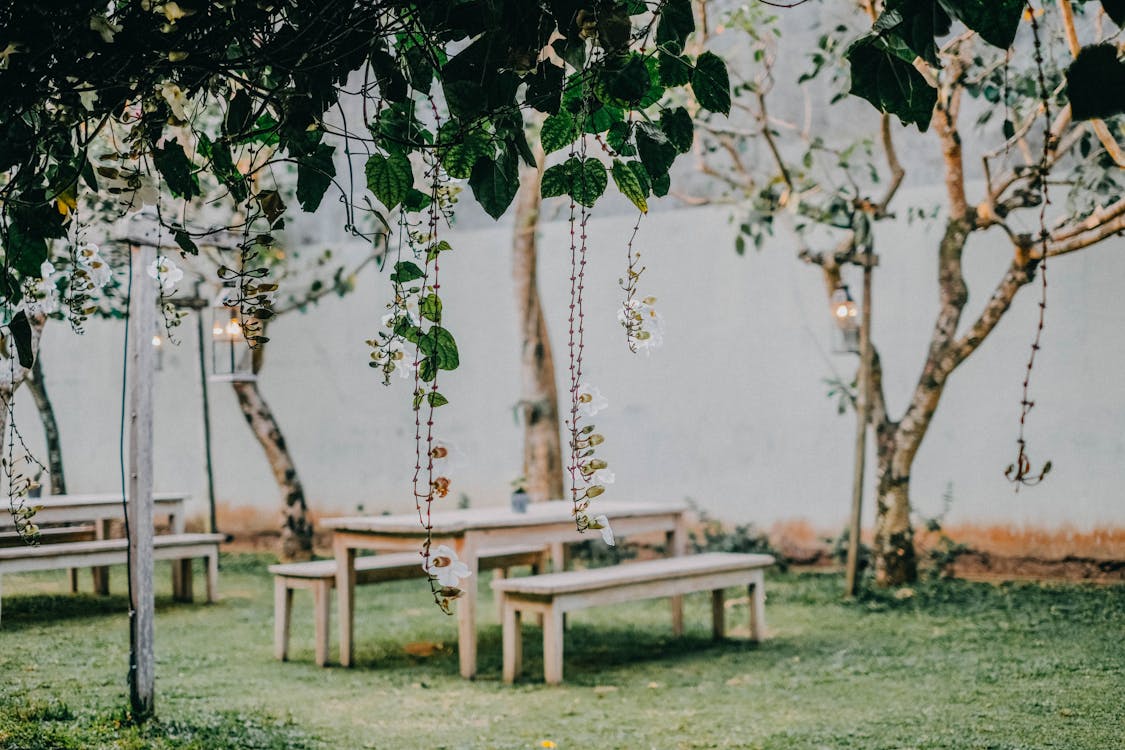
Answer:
335 539 356 667
455 534 479 679
668 516 688 636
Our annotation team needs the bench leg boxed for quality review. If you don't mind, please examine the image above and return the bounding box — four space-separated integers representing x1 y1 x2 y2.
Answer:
68 568 79 594
543 605 565 685
336 545 356 668
502 600 521 684
748 571 767 641
274 578 293 661
712 589 726 640
205 552 219 603
173 559 194 602
668 523 687 637
313 580 331 668
171 557 184 601
93 519 110 595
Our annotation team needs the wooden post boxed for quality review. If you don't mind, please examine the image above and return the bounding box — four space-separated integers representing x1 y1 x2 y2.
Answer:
128 240 157 719
844 252 875 597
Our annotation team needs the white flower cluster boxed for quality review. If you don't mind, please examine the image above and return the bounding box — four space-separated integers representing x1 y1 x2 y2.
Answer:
573 382 615 546
75 243 112 288
423 544 471 589
147 256 183 293
24 261 61 315
618 296 665 353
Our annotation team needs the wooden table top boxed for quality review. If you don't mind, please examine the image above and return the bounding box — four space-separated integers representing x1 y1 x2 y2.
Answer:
322 499 689 536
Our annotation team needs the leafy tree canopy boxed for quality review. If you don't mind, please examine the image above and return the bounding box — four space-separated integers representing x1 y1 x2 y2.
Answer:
0 0 727 321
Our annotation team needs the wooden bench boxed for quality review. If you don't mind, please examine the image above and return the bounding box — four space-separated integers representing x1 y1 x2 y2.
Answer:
0 493 188 595
493 552 775 684
0 533 224 624
270 545 548 666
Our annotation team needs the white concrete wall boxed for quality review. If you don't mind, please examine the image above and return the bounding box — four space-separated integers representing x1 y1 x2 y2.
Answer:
21 193 1125 535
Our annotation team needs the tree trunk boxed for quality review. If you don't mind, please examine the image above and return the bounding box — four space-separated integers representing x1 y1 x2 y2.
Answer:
512 145 565 502
867 216 1037 585
231 332 313 560
26 354 66 494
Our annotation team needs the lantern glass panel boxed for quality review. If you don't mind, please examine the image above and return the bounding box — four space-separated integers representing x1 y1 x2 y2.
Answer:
209 292 256 382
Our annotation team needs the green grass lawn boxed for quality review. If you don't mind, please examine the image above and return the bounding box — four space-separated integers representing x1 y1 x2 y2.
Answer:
0 554 1122 749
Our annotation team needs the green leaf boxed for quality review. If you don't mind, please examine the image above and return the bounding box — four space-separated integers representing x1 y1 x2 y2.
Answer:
224 91 253 138
541 112 577 155
390 261 425 284
296 143 336 211
7 223 48 278
635 123 676 179
626 160 651 197
402 188 432 212
469 155 519 219
656 0 695 56
541 164 570 198
418 357 437 382
441 129 491 180
937 0 1023 50
210 139 247 202
691 52 731 115
606 121 636 156
652 172 670 198
418 326 459 370
1066 44 1125 120
365 152 412 210
570 158 608 208
598 53 651 107
8 310 34 368
174 230 198 255
611 160 648 213
1103 0 1125 27
419 293 442 322
878 0 951 65
427 391 449 408
657 52 693 87
660 107 694 153
153 139 200 199
847 35 937 130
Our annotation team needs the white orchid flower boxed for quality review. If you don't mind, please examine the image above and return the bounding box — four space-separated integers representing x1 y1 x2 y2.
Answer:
576 382 608 418
148 256 184 292
385 339 417 379
592 467 615 486
423 544 472 587
578 512 616 546
76 245 112 289
40 261 56 279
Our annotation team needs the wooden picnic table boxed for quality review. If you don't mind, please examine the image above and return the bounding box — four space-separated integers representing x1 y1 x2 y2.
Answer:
0 492 189 594
321 499 691 678
0 493 187 529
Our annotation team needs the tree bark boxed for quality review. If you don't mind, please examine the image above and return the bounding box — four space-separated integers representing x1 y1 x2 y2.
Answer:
512 146 565 502
26 354 66 494
231 331 313 560
870 220 1037 585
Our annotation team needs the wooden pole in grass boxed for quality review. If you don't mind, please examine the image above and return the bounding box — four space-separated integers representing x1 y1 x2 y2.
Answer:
127 234 157 718
844 250 875 597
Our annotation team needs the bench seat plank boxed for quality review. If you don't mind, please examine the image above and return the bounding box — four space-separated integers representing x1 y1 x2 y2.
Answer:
0 533 223 622
497 552 775 684
492 552 775 597
269 544 548 666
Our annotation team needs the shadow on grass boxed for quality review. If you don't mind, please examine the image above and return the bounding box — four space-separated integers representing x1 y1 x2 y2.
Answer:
0 593 218 630
342 620 766 684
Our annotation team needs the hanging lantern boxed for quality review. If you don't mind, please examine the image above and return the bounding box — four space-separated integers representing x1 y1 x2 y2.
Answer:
151 333 165 371
830 284 860 354
209 287 256 382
